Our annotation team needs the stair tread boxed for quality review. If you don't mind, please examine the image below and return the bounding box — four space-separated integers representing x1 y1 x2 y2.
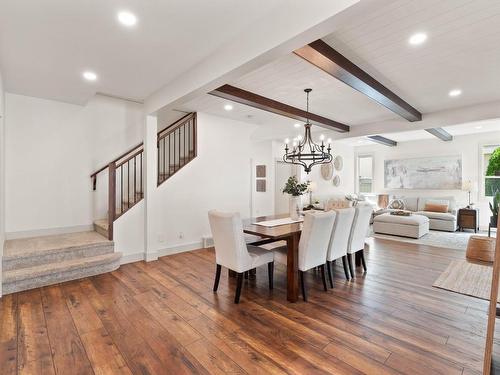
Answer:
4 231 112 258
3 252 122 283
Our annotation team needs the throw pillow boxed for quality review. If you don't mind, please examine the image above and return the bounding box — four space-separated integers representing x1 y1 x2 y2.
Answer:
424 203 449 213
388 198 405 210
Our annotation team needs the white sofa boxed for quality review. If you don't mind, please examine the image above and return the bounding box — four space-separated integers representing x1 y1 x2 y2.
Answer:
375 196 458 232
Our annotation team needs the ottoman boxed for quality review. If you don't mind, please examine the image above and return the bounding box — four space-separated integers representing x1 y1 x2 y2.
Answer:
373 213 429 239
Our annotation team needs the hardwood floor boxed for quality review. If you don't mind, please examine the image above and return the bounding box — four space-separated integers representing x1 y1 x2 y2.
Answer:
1 238 498 374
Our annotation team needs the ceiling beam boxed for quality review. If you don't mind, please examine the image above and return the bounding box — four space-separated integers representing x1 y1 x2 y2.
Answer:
367 135 397 147
209 84 350 133
294 39 422 122
425 127 453 141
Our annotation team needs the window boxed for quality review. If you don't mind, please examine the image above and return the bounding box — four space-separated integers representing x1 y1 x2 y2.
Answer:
357 155 373 193
482 144 500 197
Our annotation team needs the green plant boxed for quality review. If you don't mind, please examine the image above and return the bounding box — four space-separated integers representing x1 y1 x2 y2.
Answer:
282 176 309 197
489 191 500 217
486 147 500 176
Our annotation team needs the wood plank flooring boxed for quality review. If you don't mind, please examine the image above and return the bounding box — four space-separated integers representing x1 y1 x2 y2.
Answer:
1 237 499 374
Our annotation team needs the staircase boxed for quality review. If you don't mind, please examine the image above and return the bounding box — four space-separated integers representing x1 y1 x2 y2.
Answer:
92 112 197 239
1 113 197 294
2 231 120 294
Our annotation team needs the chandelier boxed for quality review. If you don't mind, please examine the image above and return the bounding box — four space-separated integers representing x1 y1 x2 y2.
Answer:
283 88 332 173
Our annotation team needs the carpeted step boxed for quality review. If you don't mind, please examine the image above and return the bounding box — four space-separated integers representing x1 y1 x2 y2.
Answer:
2 252 121 295
93 219 109 238
3 231 114 271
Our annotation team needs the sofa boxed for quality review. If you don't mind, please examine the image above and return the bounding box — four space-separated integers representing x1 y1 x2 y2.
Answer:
374 196 458 232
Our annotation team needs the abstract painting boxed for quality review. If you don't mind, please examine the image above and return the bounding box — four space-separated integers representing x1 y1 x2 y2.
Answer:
384 155 462 189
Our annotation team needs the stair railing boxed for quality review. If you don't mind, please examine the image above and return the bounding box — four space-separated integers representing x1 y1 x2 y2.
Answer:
90 112 196 240
157 112 197 186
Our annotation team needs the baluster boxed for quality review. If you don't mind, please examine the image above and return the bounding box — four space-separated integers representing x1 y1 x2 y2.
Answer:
157 138 160 185
184 123 186 165
134 156 137 204
178 127 181 169
140 152 143 196
108 162 116 240
127 161 130 209
120 165 123 214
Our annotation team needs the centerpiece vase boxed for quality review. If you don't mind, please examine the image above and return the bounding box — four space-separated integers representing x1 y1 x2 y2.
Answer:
289 196 300 221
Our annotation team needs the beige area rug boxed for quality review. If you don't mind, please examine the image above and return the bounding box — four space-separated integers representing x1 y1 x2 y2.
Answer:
433 259 497 301
370 227 494 251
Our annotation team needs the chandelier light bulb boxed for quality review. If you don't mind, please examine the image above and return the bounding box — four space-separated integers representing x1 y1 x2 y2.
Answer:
284 138 290 144
327 138 332 144
320 134 325 141
297 135 303 141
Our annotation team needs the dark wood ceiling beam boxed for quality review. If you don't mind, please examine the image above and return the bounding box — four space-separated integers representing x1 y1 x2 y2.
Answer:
294 39 422 122
425 128 453 141
367 135 397 147
209 84 350 133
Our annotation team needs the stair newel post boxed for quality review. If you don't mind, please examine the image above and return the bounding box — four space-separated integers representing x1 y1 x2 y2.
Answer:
108 161 116 241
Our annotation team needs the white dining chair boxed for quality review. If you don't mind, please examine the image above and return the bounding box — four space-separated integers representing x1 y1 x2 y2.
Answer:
326 207 356 287
298 211 336 301
208 210 274 304
346 205 373 278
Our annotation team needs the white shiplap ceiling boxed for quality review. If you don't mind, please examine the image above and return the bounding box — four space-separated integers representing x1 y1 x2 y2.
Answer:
323 0 500 114
182 0 500 141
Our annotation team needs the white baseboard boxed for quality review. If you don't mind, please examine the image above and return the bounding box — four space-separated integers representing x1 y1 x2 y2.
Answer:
157 241 203 258
120 252 145 265
5 224 94 240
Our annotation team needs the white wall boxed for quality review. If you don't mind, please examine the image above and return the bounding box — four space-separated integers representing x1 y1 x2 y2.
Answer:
0 69 5 297
355 131 500 228
144 112 274 257
4 93 143 237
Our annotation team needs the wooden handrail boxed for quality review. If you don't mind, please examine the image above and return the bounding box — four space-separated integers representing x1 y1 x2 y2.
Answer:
90 141 143 189
116 148 143 169
158 113 195 142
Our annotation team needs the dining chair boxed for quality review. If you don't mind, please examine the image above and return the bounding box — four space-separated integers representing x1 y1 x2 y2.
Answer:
326 207 356 287
298 211 336 301
346 205 373 278
208 210 274 304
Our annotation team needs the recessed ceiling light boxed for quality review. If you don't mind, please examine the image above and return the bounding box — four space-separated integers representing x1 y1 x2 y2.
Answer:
118 11 137 26
409 32 427 45
294 123 301 128
224 104 233 111
82 71 97 81
448 89 462 97
475 125 483 129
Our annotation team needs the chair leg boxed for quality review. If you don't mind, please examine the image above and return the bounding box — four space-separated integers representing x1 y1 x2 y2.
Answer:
360 250 367 272
234 273 244 304
268 261 274 290
342 256 350 280
299 270 307 302
244 271 249 279
347 253 355 279
213 264 222 292
320 264 328 292
326 261 334 288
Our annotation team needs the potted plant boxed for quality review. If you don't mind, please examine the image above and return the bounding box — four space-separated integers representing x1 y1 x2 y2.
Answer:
486 147 500 176
489 191 500 227
282 176 309 220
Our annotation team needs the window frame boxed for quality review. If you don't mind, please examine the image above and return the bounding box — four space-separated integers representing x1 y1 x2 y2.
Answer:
355 153 374 194
479 143 500 199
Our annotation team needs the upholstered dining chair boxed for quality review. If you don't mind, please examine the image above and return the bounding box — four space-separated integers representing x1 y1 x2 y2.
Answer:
298 211 336 301
346 205 373 278
208 210 274 304
326 207 356 287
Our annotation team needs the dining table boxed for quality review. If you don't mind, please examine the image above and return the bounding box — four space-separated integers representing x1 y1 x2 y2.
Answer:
242 214 303 302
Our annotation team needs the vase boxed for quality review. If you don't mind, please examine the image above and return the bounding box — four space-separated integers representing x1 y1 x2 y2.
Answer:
491 215 498 227
289 196 300 221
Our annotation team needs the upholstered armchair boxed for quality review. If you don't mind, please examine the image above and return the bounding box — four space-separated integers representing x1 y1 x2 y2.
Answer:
208 210 274 303
346 205 372 278
326 207 356 286
298 211 336 301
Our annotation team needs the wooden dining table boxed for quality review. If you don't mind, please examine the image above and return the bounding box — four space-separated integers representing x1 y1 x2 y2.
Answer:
242 214 303 302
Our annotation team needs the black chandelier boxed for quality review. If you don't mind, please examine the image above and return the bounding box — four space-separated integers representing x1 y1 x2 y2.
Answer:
283 88 332 173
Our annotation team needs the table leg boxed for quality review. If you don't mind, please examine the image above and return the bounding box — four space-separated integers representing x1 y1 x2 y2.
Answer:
286 232 300 302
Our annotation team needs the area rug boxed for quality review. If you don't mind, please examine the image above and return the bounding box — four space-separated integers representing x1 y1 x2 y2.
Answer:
370 228 492 251
433 259 497 301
